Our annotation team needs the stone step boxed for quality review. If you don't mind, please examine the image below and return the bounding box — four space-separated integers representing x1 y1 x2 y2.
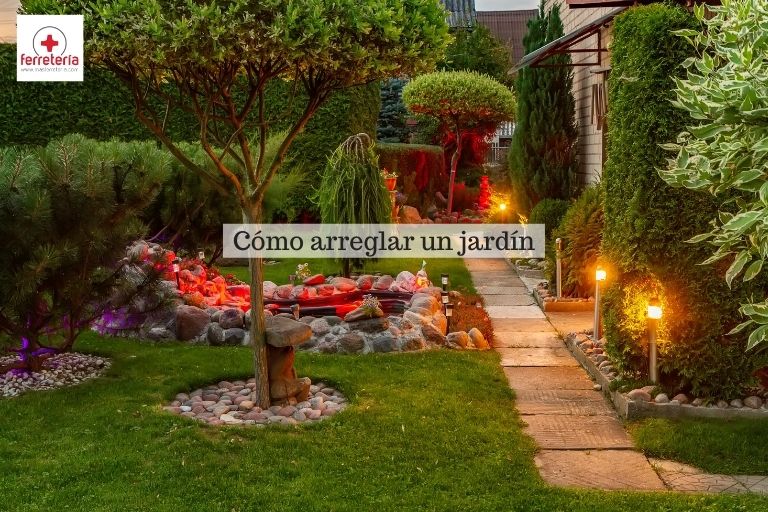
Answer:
485 305 545 319
522 414 634 450
536 450 666 490
503 367 595 390
515 389 615 416
475 286 532 296
492 332 563 348
483 295 536 307
491 318 555 333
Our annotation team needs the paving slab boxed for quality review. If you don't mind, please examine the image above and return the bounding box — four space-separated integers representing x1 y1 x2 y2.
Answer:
491 318 555 333
476 286 532 296
497 347 579 367
535 450 666 490
650 458 768 494
486 305 546 319
546 311 593 336
522 414 634 449
492 332 564 348
515 389 615 416
464 259 511 272
483 295 536 306
503 367 595 390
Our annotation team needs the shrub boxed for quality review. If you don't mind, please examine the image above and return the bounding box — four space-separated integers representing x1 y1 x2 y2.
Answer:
547 186 603 298
440 24 512 85
530 198 570 239
377 78 410 143
601 4 768 398
376 143 446 213
0 135 168 370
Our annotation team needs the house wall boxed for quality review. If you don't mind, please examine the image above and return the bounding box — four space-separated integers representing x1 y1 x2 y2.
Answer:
545 0 614 184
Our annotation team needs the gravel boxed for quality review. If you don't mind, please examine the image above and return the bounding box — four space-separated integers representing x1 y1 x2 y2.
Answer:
1 353 111 398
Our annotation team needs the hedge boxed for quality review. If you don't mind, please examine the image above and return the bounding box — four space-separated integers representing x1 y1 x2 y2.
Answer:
0 43 379 217
376 142 446 213
601 4 768 398
530 198 570 239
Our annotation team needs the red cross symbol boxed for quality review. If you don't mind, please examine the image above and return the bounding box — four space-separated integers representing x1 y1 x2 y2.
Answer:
40 34 59 53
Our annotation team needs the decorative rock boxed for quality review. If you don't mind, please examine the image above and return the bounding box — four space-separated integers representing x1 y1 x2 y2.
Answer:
468 328 489 350
356 275 374 290
593 384 602 391
316 341 338 354
147 327 174 341
263 281 278 299
346 317 389 333
410 295 441 315
303 274 325 286
400 333 426 352
446 331 470 348
744 395 763 409
323 316 342 326
218 308 244 329
672 393 689 405
239 400 255 411
175 305 211 341
330 277 357 292
716 400 729 409
206 323 226 346
691 398 705 407
338 333 365 354
372 334 396 353
315 283 336 296
400 205 421 224
627 389 652 402
373 275 394 290
275 284 293 299
654 393 670 404
403 310 431 327
309 318 331 336
431 312 448 335
344 305 384 322
223 328 246 346
265 316 313 347
420 323 446 345
730 398 743 409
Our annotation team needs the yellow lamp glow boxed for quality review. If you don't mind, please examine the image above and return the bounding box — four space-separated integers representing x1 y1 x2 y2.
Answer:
595 267 607 282
647 298 662 320
499 202 507 211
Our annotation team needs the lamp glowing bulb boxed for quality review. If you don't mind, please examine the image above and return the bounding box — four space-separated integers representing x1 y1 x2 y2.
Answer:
499 202 507 212
647 298 662 320
595 267 606 282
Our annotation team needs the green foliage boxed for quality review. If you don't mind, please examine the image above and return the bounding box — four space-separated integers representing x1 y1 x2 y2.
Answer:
529 198 570 239
508 2 578 213
377 78 410 143
403 70 515 211
315 134 391 225
0 135 167 359
658 0 768 351
376 142 445 212
403 71 516 129
601 4 768 398
549 185 604 298
440 25 512 85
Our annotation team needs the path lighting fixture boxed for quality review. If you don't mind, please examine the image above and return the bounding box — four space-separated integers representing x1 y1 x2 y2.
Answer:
555 238 563 299
593 266 606 340
445 302 454 331
499 202 508 224
475 300 482 309
198 250 205 262
647 298 662 384
441 273 449 290
441 291 449 305
172 258 181 289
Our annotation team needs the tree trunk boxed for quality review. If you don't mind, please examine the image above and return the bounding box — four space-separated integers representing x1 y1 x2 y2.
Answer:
447 130 463 213
245 203 271 409
20 335 43 373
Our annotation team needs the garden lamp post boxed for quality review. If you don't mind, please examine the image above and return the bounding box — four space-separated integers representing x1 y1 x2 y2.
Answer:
555 238 563 299
197 250 205 262
593 266 606 340
445 302 454 332
647 298 662 384
441 273 449 291
172 258 181 289
441 290 449 314
499 202 507 224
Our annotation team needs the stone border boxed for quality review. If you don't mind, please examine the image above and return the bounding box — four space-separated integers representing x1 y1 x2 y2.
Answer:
564 335 768 421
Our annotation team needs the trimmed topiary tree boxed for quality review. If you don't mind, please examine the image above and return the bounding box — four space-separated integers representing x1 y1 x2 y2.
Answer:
508 2 578 214
24 0 450 408
601 4 768 398
440 24 512 85
403 70 515 213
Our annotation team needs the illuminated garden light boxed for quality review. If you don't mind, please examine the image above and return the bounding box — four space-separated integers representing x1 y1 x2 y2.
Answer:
647 298 662 320
595 266 607 282
172 258 181 289
593 266 606 339
647 297 662 383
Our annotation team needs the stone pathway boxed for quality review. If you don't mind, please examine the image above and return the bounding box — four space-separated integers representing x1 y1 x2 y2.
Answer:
467 258 768 495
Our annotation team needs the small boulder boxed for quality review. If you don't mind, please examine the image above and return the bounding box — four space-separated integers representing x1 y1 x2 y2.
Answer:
265 316 313 347
344 305 384 322
218 308 244 329
468 328 489 350
323 316 343 326
400 333 426 352
275 284 293 299
346 317 389 333
338 333 365 353
410 295 441 315
744 395 763 409
729 399 743 408
290 285 317 300
315 284 336 296
262 281 278 299
147 326 174 341
356 275 374 290
654 393 670 404
309 318 331 336
330 277 357 292
373 275 394 290
175 305 210 341
223 328 246 346
446 331 470 348
372 334 396 353
627 389 652 402
431 312 448 335
672 393 689 404
400 205 421 224
206 323 226 346
421 323 446 345
303 274 326 286
316 340 338 354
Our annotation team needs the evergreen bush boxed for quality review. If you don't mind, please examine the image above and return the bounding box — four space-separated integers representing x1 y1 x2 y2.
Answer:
601 4 768 398
530 198 570 239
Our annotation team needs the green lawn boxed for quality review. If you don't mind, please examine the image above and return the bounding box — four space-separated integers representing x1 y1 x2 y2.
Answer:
1 335 766 511
223 257 476 293
630 417 768 475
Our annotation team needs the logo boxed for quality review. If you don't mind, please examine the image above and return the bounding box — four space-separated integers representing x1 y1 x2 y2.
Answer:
17 15 83 82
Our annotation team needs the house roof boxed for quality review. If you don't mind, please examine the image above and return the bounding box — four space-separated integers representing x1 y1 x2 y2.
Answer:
440 0 476 28
512 7 627 72
476 10 537 64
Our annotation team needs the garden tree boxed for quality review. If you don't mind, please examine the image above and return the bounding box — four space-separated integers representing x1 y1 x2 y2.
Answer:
440 25 512 85
660 0 768 352
315 133 392 276
403 71 516 212
377 78 410 144
508 2 578 214
0 135 169 372
24 0 450 407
